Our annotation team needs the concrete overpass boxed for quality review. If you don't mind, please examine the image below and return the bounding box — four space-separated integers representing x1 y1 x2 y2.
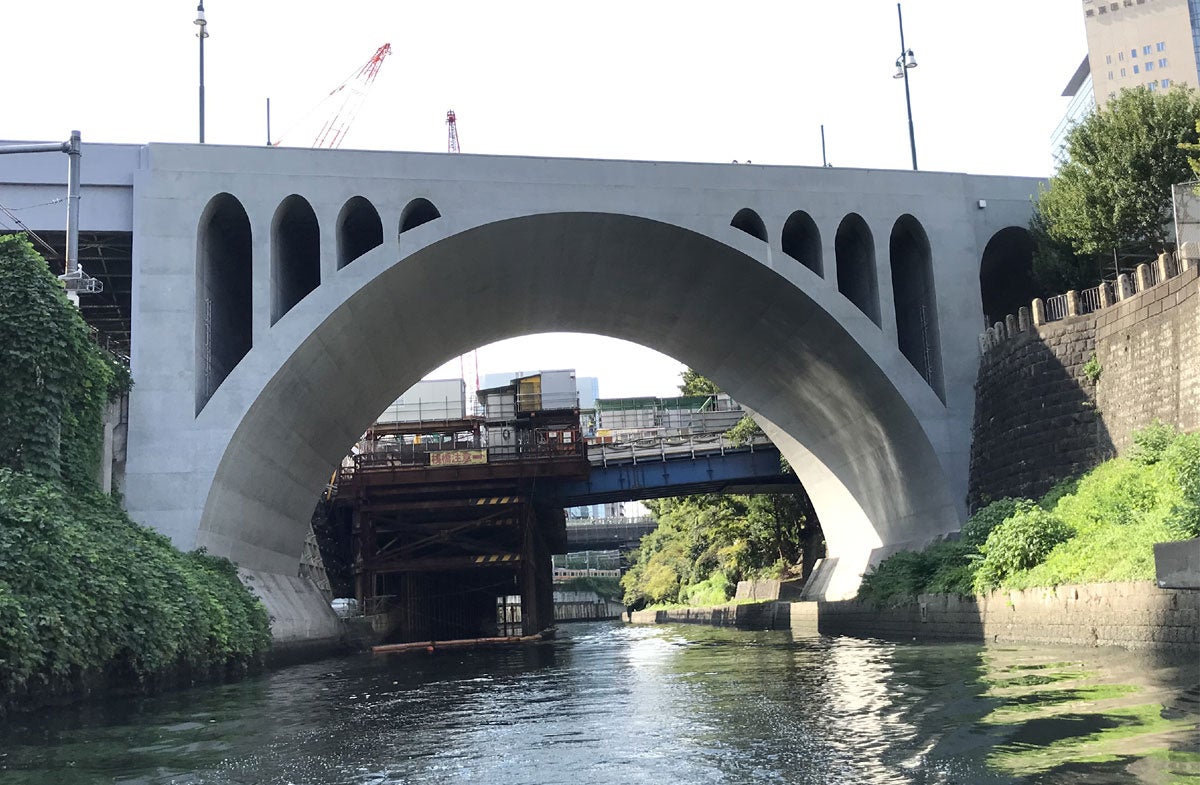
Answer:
1 141 1040 621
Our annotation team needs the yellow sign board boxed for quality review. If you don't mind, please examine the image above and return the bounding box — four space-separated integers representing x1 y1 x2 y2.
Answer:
429 449 488 467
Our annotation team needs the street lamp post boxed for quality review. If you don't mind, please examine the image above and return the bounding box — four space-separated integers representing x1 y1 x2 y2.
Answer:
195 2 209 143
892 2 918 171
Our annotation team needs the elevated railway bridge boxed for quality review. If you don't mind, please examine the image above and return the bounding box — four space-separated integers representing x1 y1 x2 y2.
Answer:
328 416 794 642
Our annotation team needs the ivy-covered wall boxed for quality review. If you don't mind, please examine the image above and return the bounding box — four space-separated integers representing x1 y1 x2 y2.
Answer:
0 236 270 713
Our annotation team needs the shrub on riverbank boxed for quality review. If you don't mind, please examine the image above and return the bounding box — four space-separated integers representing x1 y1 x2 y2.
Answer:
0 236 270 710
858 425 1199 606
0 472 270 705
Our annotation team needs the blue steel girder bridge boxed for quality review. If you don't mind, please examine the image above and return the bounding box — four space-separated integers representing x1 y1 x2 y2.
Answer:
559 432 793 507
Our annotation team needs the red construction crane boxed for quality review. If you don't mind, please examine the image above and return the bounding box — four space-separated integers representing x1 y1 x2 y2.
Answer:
446 110 461 153
313 43 392 149
273 44 392 149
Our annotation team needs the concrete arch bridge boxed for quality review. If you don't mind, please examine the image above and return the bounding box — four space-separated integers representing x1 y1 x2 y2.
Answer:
3 142 1039 621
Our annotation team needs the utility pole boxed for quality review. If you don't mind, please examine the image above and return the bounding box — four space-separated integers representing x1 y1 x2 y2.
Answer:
0 132 99 304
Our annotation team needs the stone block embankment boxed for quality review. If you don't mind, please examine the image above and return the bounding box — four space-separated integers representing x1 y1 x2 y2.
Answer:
970 264 1198 507
819 581 1197 651
630 600 807 631
631 582 1198 653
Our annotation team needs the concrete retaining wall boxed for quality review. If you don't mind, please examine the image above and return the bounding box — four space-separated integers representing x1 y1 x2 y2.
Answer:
631 581 1198 652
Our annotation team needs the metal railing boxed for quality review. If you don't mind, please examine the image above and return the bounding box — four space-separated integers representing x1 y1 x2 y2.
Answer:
1043 293 1068 322
1079 285 1103 315
587 431 772 468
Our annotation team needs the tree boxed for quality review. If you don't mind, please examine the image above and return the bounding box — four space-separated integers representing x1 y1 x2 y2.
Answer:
1036 86 1200 262
1181 119 1200 180
1029 210 1106 294
679 368 719 396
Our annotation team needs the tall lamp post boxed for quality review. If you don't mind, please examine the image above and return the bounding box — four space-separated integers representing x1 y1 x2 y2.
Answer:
892 2 918 171
195 2 209 143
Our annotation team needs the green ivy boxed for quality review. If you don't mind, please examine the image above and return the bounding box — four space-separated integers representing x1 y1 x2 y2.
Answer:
0 235 125 487
0 237 269 710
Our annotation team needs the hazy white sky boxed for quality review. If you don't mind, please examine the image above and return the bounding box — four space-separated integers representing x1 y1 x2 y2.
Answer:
4 0 1087 397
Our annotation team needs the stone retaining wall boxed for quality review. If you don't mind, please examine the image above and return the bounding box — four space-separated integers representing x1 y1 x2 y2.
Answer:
969 264 1198 507
819 581 1197 651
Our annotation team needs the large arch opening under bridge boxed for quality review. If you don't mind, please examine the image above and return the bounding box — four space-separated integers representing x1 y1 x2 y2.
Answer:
188 211 960 602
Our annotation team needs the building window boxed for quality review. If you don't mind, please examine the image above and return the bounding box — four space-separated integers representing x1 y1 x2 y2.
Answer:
1108 70 1115 80
1119 51 1125 61
1162 79 1171 87
1143 45 1152 55
1145 61 1154 71
1133 64 1140 74
1131 49 1138 58
1121 67 1127 77
1149 82 1158 91
1160 58 1169 67
1106 54 1113 65
1157 42 1165 52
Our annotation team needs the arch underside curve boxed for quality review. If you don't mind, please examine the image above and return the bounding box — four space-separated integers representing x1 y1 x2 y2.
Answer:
198 212 959 596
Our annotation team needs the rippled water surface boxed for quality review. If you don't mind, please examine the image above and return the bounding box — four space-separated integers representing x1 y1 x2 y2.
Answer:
1 623 1197 784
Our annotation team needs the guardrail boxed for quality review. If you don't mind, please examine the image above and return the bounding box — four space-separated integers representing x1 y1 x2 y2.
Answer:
979 250 1195 352
587 431 773 467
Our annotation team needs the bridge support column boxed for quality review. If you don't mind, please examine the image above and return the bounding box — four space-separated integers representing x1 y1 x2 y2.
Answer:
352 509 374 607
520 505 554 636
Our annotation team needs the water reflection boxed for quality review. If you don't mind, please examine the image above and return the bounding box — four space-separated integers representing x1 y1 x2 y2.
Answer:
0 623 1194 784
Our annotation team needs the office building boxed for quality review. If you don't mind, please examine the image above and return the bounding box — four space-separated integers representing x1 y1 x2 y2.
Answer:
1082 0 1200 104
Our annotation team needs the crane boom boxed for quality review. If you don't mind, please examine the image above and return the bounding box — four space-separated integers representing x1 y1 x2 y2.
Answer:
311 43 392 149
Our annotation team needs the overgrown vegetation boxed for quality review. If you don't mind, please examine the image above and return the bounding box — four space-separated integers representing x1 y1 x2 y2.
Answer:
621 493 821 608
858 423 1199 606
0 235 270 709
620 369 823 609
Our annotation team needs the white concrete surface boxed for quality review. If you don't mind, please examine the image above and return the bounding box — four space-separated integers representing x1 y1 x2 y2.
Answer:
238 568 343 653
3 141 1041 602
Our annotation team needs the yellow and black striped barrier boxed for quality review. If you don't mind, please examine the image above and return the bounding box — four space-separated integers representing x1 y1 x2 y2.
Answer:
473 554 521 564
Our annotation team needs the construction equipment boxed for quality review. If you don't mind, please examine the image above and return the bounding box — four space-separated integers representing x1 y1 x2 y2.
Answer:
446 110 461 153
273 43 392 149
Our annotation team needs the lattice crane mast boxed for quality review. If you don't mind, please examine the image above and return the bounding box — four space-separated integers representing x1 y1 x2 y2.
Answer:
446 110 461 153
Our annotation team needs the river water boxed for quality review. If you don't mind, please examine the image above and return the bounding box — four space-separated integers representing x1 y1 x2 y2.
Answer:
0 623 1197 784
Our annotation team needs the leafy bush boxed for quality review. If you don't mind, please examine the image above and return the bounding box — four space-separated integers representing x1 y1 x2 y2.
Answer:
1163 432 1200 537
961 498 1027 548
858 550 937 607
1130 420 1177 465
0 472 270 702
974 507 1073 593
925 541 982 596
857 424 1199 604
